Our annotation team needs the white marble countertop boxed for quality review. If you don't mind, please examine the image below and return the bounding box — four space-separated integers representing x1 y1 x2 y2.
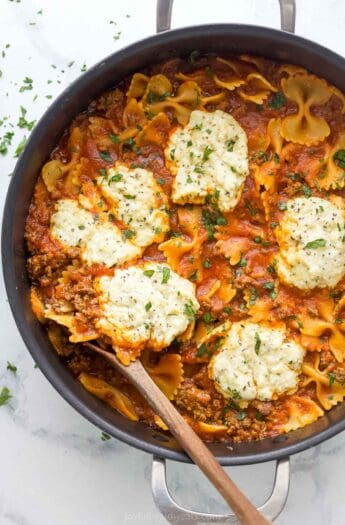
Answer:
1 1 345 524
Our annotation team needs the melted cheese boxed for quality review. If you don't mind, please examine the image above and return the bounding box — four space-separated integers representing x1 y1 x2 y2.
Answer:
82 223 141 267
275 196 345 289
166 110 249 212
51 199 94 246
209 321 304 401
95 262 199 350
50 198 140 267
98 163 170 247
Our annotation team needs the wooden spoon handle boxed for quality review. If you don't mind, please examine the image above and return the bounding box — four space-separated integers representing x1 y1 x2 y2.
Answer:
85 344 271 525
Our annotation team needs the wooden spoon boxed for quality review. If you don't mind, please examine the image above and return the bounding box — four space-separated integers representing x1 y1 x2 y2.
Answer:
85 342 271 525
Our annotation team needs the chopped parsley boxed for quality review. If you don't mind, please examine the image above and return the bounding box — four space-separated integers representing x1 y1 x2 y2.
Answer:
223 307 232 315
202 145 214 162
7 362 17 373
268 91 287 109
278 201 287 211
227 139 235 152
109 133 121 143
328 372 336 386
249 287 259 305
0 386 11 406
302 184 312 198
143 270 154 278
254 332 261 354
196 343 208 357
189 269 198 281
0 131 14 155
146 91 170 104
161 267 170 284
145 302 152 311
333 149 345 170
229 388 241 400
17 106 36 131
124 194 135 199
238 256 247 268
203 258 212 268
188 50 200 66
109 173 123 183
19 76 33 93
99 150 113 163
14 136 27 157
122 229 135 239
203 312 213 324
305 238 326 249
255 411 265 421
184 300 197 320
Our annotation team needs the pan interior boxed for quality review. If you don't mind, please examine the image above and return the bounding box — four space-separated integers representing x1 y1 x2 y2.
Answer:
3 24 345 464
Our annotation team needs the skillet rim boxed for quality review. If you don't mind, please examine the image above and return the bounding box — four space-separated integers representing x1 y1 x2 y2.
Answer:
3 22 345 465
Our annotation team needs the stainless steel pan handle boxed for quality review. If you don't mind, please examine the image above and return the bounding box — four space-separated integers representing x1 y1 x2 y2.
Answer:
152 457 290 524
157 0 296 33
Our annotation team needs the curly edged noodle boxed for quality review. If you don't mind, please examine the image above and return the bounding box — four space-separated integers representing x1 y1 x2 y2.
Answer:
166 109 249 213
280 73 332 146
126 72 224 126
79 352 184 421
297 297 345 363
213 56 278 104
94 262 200 364
97 163 170 248
302 353 345 410
275 196 345 290
208 321 305 403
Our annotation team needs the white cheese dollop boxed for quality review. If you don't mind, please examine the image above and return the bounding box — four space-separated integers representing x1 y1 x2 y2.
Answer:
166 110 249 212
98 163 170 247
50 198 140 267
51 199 94 247
209 321 304 402
275 196 345 289
95 262 199 350
82 223 141 267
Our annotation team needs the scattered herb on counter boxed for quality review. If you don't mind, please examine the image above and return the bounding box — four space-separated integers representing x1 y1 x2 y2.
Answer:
14 136 27 157
19 76 33 93
17 106 36 131
7 362 17 373
0 386 11 406
101 432 111 441
0 131 14 155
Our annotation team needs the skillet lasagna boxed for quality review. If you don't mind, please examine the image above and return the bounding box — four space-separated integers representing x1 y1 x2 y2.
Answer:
26 53 345 442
